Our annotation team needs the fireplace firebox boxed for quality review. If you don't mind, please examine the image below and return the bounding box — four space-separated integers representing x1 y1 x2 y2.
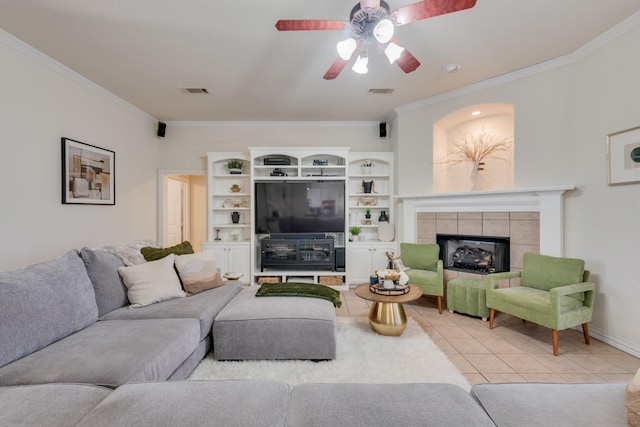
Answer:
436 234 510 274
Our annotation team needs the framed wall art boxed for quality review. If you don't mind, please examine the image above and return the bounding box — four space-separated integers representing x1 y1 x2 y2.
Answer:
607 125 640 186
61 137 115 204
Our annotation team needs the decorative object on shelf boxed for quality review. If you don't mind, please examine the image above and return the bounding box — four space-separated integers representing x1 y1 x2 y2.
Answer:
223 198 248 208
215 228 221 241
231 211 240 224
348 226 361 242
378 210 389 222
357 196 378 206
607 125 640 185
470 162 484 190
361 159 373 174
226 159 244 175
377 222 395 242
230 184 241 193
270 168 288 176
364 208 372 225
230 229 240 241
362 179 375 194
442 124 513 191
313 159 328 166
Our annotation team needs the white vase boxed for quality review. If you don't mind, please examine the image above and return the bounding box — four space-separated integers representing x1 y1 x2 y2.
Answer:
362 166 372 175
470 162 483 191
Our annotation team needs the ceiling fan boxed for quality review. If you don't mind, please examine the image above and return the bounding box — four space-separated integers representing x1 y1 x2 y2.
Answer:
276 0 477 80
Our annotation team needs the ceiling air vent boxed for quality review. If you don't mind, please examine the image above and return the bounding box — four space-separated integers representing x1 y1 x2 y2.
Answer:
368 88 394 95
178 87 210 94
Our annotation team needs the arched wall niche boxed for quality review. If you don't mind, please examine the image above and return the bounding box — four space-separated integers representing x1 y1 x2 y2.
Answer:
433 103 515 193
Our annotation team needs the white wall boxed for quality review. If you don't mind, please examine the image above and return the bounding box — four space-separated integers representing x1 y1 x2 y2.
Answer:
394 25 640 356
0 34 159 270
157 123 392 171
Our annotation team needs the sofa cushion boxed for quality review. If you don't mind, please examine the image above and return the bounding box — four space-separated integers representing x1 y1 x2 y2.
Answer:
627 368 640 427
400 242 439 271
141 241 194 262
100 282 243 340
520 252 585 291
0 318 200 388
175 252 226 295
0 383 111 427
96 239 159 266
471 382 628 427
287 383 495 427
76 380 290 427
118 254 186 307
0 250 98 368
80 247 128 316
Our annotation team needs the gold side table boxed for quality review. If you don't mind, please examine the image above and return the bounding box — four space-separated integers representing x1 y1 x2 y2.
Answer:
354 283 423 336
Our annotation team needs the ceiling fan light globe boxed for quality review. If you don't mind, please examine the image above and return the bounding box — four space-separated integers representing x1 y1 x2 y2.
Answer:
373 19 394 43
384 42 404 64
337 37 357 60
352 55 369 74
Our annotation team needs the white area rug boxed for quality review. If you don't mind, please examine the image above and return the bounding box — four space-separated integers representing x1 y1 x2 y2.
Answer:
189 317 470 391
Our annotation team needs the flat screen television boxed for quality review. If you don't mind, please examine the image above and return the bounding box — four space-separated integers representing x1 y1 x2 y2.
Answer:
255 181 345 234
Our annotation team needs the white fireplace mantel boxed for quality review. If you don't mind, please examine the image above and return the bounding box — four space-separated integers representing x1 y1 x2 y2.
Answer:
396 186 575 257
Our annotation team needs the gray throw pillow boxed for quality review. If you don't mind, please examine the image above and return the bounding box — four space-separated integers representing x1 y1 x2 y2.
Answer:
80 247 129 316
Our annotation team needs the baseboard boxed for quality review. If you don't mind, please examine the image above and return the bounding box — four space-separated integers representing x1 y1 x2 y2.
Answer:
586 324 640 358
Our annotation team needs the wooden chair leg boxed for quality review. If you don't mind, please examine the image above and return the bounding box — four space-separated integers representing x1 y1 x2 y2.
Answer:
582 323 591 345
437 296 442 314
489 309 495 329
552 329 559 356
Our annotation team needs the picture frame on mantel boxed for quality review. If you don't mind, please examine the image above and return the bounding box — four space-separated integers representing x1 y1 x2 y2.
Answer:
607 125 640 185
61 137 115 205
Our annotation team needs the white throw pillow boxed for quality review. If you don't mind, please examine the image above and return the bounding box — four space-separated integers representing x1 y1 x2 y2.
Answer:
117 254 185 307
175 252 226 295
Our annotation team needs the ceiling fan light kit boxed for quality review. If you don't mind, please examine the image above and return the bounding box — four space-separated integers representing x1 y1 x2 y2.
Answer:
275 0 477 79
352 55 369 74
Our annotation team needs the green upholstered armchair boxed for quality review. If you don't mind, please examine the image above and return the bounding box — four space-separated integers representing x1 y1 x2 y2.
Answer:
486 252 595 356
399 243 444 314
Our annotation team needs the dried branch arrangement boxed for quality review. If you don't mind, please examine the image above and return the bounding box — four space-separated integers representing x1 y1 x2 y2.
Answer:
444 124 513 167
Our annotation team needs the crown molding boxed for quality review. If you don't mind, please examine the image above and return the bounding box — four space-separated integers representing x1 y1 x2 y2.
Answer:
165 121 379 127
396 10 640 114
0 28 155 122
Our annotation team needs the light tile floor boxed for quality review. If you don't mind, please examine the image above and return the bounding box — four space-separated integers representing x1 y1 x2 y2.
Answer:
336 289 640 385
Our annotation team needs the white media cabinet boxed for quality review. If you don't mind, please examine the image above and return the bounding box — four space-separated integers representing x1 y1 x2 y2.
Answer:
203 148 395 290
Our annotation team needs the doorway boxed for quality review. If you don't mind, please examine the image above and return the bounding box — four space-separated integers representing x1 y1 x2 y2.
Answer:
158 171 206 252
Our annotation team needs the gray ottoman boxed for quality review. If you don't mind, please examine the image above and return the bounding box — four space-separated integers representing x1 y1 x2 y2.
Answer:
213 286 337 360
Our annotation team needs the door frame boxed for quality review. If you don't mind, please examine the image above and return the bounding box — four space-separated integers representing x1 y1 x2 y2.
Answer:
157 169 205 247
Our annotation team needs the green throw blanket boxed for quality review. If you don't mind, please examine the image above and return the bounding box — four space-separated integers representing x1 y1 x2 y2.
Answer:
255 282 342 308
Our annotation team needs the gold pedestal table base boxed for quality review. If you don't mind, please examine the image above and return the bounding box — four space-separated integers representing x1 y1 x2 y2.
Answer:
354 284 423 336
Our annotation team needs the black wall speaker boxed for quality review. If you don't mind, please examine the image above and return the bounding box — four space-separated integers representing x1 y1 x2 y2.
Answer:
156 121 166 138
379 122 387 138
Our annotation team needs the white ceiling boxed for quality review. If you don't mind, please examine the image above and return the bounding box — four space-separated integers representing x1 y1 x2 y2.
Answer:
2 0 640 122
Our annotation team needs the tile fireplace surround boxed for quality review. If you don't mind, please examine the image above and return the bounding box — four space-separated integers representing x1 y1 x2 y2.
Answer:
397 187 575 269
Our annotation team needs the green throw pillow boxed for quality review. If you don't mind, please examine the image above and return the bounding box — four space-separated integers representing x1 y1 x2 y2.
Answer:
141 241 194 262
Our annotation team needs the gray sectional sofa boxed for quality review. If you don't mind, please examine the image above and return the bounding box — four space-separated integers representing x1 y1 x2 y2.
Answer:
0 248 244 387
0 247 635 426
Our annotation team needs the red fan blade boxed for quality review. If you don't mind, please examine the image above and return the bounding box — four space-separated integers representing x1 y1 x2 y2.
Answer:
276 20 348 31
392 0 477 26
392 40 420 73
323 57 349 80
